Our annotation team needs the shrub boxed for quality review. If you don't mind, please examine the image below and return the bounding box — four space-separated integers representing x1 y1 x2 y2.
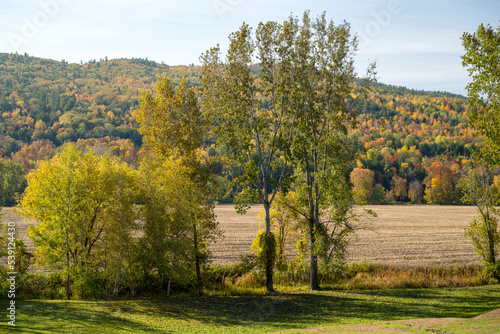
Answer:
484 262 500 280
72 275 107 299
1 272 66 299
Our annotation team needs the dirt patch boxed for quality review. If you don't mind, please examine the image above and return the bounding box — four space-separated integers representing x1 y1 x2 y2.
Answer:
473 307 500 319
272 309 500 333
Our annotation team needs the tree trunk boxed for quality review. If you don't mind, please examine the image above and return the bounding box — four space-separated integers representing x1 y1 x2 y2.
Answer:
309 219 320 290
167 252 176 297
66 231 71 300
487 222 496 264
113 274 119 298
264 202 274 293
307 168 320 291
193 222 204 296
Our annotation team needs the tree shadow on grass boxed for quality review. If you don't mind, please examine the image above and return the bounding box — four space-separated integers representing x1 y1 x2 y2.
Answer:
4 285 500 333
353 285 500 319
2 299 159 334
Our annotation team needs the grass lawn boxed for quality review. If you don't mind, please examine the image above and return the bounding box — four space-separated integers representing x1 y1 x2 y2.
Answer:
2 284 500 333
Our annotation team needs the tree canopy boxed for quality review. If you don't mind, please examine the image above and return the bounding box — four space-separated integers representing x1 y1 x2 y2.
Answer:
462 23 500 166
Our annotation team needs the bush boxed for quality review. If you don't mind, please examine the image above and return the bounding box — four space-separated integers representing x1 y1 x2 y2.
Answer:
202 260 253 287
484 262 500 280
0 270 66 299
72 275 107 299
20 273 65 299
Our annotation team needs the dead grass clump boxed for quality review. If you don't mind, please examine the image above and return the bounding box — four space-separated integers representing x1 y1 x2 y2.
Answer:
234 272 259 288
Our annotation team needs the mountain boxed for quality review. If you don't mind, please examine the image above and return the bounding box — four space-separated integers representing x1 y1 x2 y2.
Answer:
0 53 201 154
0 52 483 204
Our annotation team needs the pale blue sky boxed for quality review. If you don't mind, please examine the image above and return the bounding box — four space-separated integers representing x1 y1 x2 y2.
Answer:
1 0 498 95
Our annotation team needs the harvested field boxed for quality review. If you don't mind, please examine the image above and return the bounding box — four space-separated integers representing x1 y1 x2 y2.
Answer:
212 204 481 266
347 205 479 267
211 205 262 263
0 207 34 250
2 205 482 267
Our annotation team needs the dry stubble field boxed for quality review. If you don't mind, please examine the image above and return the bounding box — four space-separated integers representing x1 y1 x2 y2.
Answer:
211 204 480 266
1 205 481 267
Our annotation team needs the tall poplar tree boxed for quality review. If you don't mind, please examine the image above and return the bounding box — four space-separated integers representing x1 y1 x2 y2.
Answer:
285 12 374 290
462 24 500 277
462 23 500 166
201 18 298 293
201 11 375 292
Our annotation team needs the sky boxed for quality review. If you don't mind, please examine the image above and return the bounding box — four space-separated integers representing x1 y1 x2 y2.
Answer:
1 0 498 95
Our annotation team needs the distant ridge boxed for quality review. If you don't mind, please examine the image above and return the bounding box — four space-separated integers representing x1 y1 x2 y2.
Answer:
0 53 474 162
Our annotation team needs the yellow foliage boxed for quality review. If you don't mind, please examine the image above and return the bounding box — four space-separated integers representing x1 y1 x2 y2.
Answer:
431 161 441 168
494 175 500 190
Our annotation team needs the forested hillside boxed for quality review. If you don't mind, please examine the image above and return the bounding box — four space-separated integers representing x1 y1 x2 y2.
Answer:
0 53 200 150
350 83 482 204
0 52 486 205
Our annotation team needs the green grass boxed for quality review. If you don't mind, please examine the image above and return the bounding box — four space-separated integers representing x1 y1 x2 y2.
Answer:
2 284 500 333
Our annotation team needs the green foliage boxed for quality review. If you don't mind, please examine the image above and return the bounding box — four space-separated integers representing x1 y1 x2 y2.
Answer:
136 75 220 296
20 143 139 299
201 20 296 217
278 11 373 290
16 75 221 299
201 11 375 291
465 215 500 265
71 270 107 300
201 259 260 292
462 24 500 166
13 239 32 274
460 167 500 265
484 262 500 280
135 156 200 291
252 231 277 273
371 184 386 204
136 77 203 159
0 158 26 206
0 268 66 299
201 14 306 293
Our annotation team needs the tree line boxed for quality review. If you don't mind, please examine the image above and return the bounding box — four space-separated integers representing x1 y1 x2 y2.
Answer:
0 48 485 208
0 45 485 209
1 16 499 296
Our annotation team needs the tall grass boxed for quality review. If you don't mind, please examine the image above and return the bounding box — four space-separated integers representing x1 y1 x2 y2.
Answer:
4 260 496 299
202 260 495 293
323 262 494 290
